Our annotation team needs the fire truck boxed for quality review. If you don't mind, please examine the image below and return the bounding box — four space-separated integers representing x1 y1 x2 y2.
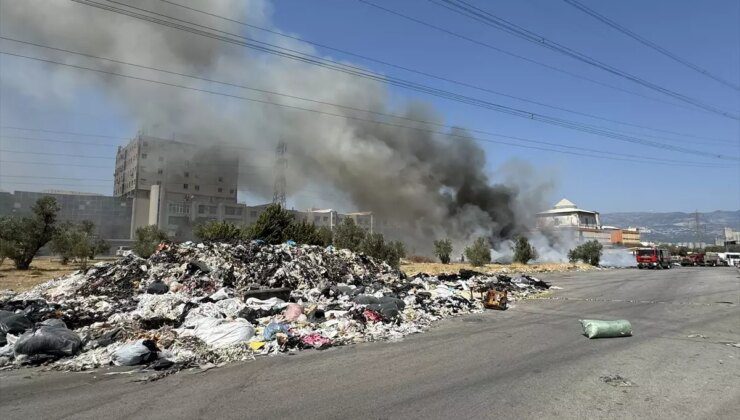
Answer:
635 247 672 269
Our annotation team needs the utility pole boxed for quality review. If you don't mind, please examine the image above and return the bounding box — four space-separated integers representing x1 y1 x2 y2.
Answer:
694 210 700 249
272 140 287 208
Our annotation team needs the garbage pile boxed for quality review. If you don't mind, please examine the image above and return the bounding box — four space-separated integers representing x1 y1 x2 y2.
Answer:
0 242 550 373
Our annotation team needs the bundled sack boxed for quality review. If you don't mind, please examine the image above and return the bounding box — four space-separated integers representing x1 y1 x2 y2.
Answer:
580 319 632 339
111 339 159 366
180 317 255 348
14 324 82 358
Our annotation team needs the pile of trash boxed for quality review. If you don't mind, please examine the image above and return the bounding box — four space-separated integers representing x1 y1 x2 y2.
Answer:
0 242 550 373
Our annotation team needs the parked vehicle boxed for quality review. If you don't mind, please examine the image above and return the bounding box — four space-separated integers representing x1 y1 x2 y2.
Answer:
681 253 705 266
703 252 720 267
636 247 671 269
718 252 740 267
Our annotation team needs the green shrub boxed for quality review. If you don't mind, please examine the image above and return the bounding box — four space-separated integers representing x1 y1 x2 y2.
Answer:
512 236 537 264
359 232 401 269
333 218 366 252
434 239 453 264
249 204 294 244
568 240 603 266
285 220 323 245
316 226 333 247
134 225 170 258
194 220 244 242
464 237 491 267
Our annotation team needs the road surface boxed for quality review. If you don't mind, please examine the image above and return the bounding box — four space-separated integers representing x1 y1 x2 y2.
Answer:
1 267 738 419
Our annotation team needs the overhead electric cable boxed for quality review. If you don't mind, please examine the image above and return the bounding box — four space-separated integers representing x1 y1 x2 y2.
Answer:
32 1 738 159
430 0 738 119
154 0 733 146
1 49 737 165
562 0 740 91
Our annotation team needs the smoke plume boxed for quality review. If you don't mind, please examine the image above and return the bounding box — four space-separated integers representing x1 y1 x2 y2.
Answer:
1 0 553 252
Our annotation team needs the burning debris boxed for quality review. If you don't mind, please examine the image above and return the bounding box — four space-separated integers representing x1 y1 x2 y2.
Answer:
0 242 550 373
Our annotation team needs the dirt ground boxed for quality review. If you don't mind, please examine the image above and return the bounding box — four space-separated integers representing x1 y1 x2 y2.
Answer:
0 257 113 292
400 261 595 276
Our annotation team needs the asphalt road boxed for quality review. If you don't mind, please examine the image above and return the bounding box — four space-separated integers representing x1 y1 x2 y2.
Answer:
1 267 738 419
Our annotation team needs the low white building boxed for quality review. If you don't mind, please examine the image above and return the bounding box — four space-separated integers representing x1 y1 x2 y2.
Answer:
536 198 601 229
536 198 611 245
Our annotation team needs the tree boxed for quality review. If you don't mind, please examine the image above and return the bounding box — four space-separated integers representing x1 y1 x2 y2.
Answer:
568 240 603 266
134 225 170 258
333 218 366 252
316 226 333 247
0 196 60 270
464 237 491 267
51 221 109 267
249 204 294 244
194 220 243 242
359 232 400 269
512 236 537 264
90 237 110 259
390 240 406 259
434 239 453 264
285 220 323 245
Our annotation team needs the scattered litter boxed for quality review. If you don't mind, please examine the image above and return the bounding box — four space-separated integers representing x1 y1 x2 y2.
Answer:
483 290 508 310
600 374 635 387
0 241 551 374
581 319 632 339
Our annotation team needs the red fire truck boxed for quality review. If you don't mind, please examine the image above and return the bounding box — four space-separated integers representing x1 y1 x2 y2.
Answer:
636 247 672 269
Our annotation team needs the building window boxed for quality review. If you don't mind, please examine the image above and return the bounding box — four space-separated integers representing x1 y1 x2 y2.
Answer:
195 185 200 191
218 177 223 182
314 216 320 223
143 141 148 147
168 202 189 215
184 171 189 178
225 207 235 216
229 189 235 195
323 216 329 222
183 183 189 189
156 181 161 186
157 169 163 175
141 153 147 159
217 187 223 193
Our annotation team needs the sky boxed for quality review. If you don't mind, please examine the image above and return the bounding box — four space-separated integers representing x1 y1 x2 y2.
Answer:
1 0 739 214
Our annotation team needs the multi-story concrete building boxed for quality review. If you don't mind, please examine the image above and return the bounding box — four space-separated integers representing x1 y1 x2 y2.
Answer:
536 198 610 245
114 133 239 240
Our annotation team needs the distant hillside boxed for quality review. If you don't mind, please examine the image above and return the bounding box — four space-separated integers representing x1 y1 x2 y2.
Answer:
600 210 740 244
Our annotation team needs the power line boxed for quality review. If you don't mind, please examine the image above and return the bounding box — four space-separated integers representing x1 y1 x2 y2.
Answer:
562 0 740 91
0 159 111 169
0 134 119 147
4 36 735 150
153 0 734 147
430 0 738 120
60 0 739 159
0 148 114 159
0 50 736 167
355 0 733 126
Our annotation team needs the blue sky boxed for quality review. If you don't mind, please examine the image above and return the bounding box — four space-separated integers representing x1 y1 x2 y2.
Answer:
1 0 738 213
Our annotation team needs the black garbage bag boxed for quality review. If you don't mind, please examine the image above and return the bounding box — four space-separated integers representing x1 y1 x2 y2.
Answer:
354 295 380 305
14 325 82 358
146 280 169 295
0 310 33 334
